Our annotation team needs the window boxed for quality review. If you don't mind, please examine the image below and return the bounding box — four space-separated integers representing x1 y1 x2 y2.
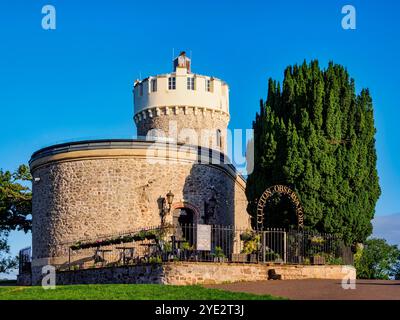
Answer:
139 84 143 96
216 129 222 148
168 77 176 90
187 77 195 90
206 79 211 92
151 79 157 92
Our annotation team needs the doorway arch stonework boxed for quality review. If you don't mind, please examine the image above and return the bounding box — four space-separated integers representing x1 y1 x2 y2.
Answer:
171 202 201 222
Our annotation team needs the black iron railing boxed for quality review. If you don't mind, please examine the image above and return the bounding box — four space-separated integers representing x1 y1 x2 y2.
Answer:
18 247 32 274
55 224 353 271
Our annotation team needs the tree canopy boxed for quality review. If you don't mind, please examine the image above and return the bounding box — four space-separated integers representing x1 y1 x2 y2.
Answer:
355 238 400 280
246 60 380 244
0 164 32 273
0 165 32 233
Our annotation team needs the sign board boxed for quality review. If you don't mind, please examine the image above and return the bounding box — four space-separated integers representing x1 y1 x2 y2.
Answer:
257 185 304 231
196 224 211 251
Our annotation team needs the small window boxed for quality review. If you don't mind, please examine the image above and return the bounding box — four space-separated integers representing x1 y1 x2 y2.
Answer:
151 79 157 92
206 79 211 92
168 77 176 90
187 77 195 90
216 129 222 148
139 84 143 96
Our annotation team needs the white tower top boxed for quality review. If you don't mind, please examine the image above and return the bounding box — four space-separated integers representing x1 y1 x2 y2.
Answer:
133 52 230 151
133 53 229 116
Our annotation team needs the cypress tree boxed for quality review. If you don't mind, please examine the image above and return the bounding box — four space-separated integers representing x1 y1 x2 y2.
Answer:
246 60 381 244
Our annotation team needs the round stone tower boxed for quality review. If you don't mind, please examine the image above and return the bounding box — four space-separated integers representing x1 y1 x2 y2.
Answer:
26 52 252 285
133 51 230 151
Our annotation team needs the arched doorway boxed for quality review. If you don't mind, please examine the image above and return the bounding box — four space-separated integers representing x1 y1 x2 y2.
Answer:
256 185 304 231
173 207 195 244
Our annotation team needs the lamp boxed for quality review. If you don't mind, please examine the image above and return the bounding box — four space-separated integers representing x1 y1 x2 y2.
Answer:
166 190 174 208
208 195 217 213
203 195 217 224
162 191 174 216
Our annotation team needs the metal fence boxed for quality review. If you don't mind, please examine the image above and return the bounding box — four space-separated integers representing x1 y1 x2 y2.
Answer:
55 224 353 271
18 247 32 274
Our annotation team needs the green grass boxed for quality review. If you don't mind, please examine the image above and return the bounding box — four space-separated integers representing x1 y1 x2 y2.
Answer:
0 284 282 300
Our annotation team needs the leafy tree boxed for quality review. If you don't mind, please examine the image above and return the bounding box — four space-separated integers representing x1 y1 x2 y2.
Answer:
246 60 380 244
0 165 32 273
394 262 400 280
0 165 32 233
0 232 17 273
355 238 400 280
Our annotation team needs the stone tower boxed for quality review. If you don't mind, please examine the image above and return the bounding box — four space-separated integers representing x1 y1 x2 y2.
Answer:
133 51 230 151
26 52 251 285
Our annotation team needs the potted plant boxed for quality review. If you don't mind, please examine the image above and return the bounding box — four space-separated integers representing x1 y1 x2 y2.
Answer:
180 241 193 260
181 241 191 251
163 242 172 253
248 253 258 263
156 223 174 242
211 246 225 262
144 230 157 240
148 256 162 264
241 233 261 263
310 254 326 265
231 253 248 263
162 242 173 261
101 239 112 246
121 235 133 243
70 242 81 251
240 230 253 241
133 231 146 241
212 246 226 262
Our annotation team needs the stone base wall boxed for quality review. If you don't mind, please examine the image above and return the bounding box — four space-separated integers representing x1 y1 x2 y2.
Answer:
17 273 32 286
272 265 356 281
30 262 356 286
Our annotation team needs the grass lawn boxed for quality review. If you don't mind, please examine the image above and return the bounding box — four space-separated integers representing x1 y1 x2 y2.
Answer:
0 284 282 300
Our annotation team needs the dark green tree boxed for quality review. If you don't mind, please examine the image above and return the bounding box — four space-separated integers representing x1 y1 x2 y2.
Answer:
0 165 32 273
355 238 400 279
246 60 380 243
0 233 17 273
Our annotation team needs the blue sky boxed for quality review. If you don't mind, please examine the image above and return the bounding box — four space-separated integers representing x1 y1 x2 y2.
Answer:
1 0 400 277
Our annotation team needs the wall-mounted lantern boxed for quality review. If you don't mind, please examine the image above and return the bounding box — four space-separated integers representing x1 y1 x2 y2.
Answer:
160 190 174 223
203 195 217 224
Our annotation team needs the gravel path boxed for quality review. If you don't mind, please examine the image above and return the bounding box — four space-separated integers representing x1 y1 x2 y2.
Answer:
206 279 400 300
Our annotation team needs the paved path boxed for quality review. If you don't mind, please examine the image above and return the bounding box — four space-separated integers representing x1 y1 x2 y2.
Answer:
206 279 400 300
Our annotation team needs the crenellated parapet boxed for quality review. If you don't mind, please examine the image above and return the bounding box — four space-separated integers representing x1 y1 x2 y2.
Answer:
134 105 230 124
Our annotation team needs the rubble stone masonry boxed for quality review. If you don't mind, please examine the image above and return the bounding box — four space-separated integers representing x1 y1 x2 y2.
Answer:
29 141 251 284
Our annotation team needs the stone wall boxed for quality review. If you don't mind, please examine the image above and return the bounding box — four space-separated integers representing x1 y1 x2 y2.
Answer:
135 109 230 151
45 263 356 286
30 141 251 282
17 273 32 286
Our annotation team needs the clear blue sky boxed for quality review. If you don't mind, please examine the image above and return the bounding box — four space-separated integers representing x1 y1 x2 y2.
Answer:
1 0 400 276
